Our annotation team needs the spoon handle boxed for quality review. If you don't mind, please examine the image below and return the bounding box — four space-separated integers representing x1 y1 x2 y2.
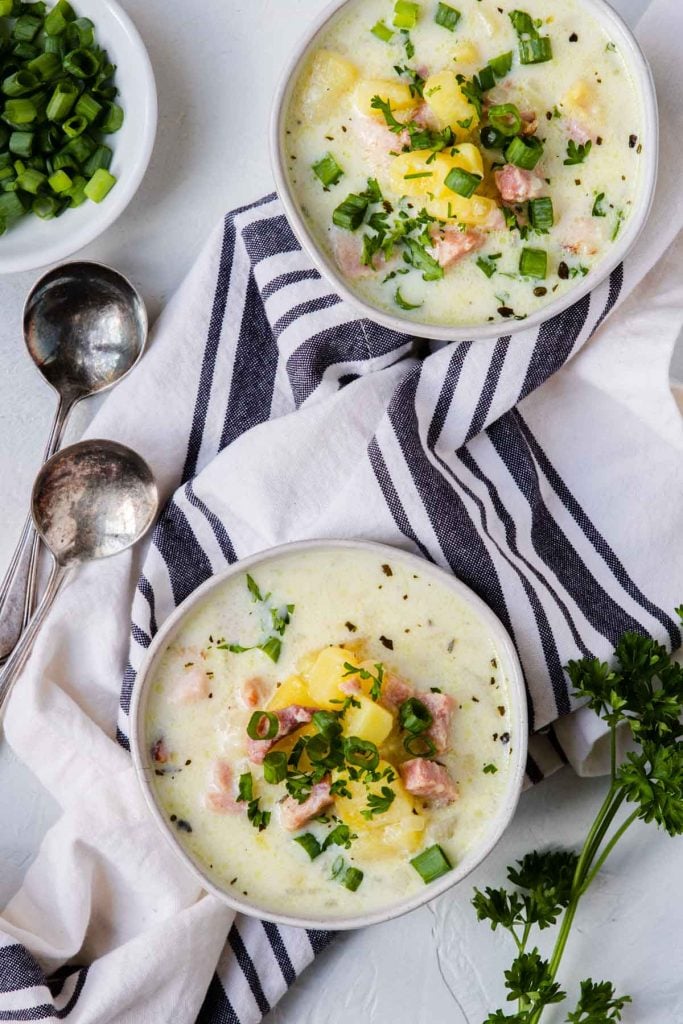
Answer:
0 397 72 663
0 562 68 716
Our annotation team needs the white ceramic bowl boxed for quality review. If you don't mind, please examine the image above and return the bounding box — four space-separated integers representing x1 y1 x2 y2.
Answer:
0 0 157 275
271 0 658 342
130 539 528 931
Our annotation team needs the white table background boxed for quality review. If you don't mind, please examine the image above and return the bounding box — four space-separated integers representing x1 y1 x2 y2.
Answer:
1 1 682 1021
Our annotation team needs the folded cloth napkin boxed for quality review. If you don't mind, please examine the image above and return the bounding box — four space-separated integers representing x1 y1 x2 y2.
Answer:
2 0 683 1019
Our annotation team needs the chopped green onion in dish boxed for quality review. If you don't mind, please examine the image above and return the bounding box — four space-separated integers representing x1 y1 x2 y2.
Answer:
399 696 433 735
435 2 460 32
529 197 554 231
488 103 522 137
246 710 279 741
519 247 548 279
371 19 394 42
342 866 364 891
332 192 368 230
393 0 420 30
411 844 453 884
488 51 513 78
312 152 344 187
263 750 288 784
505 134 544 170
0 0 122 233
445 166 482 198
294 833 323 860
519 36 553 64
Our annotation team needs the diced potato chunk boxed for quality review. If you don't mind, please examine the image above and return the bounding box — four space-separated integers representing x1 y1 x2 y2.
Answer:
307 646 358 709
354 78 414 118
564 79 599 117
425 194 500 227
353 817 426 858
336 761 424 832
300 50 359 122
267 675 313 711
343 696 394 745
390 144 484 200
424 70 480 140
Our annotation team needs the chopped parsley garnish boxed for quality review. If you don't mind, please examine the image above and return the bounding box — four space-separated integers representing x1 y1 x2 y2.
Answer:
611 208 625 240
342 661 385 702
483 763 498 774
476 254 501 278
247 799 270 832
564 139 592 166
395 286 423 311
217 575 294 663
361 785 396 820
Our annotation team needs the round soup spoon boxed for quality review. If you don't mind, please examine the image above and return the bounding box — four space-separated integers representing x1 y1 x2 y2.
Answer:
0 439 158 715
0 262 147 664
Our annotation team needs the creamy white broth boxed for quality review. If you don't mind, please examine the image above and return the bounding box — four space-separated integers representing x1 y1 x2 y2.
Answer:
144 547 514 918
284 0 645 328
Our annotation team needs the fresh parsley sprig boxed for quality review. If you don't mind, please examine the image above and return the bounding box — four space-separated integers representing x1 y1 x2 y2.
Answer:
474 610 683 1022
217 574 294 663
564 139 592 165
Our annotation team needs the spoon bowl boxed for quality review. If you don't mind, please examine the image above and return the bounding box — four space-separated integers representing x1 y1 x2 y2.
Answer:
24 262 147 400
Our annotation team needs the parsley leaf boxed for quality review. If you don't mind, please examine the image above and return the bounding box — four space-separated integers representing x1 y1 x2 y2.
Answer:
564 139 592 165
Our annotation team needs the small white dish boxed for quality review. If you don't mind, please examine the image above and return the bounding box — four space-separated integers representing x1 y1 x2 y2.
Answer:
130 539 528 931
0 0 157 275
270 0 658 342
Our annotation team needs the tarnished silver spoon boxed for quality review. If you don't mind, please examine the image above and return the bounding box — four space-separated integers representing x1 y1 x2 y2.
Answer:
0 439 158 715
0 262 147 664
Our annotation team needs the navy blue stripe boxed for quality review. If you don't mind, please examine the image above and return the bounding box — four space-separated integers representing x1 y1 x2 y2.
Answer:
152 500 213 607
261 923 296 987
591 263 624 336
0 945 44 993
306 930 335 955
426 342 473 450
261 268 321 303
195 972 241 1024
526 752 544 784
228 925 270 1016
116 725 130 750
130 623 151 649
119 662 136 717
0 967 87 1020
488 414 650 647
518 293 590 402
465 336 510 442
514 410 681 648
273 294 341 338
218 271 279 452
367 437 430 560
183 216 236 482
241 213 301 267
184 481 237 565
136 575 158 638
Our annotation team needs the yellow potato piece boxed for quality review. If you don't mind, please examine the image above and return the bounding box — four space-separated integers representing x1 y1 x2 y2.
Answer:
307 646 358 709
453 40 479 67
353 78 414 118
300 50 359 122
390 144 484 200
343 695 394 745
335 763 426 856
423 70 480 140
353 818 425 858
425 193 500 227
563 79 600 118
267 675 313 711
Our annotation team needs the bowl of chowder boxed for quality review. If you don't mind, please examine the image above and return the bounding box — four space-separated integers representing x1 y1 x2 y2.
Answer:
131 540 527 929
271 0 657 340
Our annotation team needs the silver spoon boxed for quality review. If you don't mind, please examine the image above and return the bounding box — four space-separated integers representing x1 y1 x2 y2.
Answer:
0 262 147 664
0 439 158 715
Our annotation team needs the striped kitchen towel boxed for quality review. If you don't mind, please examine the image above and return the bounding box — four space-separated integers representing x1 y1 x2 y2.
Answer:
1 0 683 1015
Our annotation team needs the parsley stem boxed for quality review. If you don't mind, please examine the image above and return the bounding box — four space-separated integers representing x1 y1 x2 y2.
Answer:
580 808 639 894
610 722 617 781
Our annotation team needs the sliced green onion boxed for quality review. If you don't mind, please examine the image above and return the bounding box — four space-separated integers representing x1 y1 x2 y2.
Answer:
520 37 552 64
393 0 420 30
74 91 101 123
330 855 345 879
488 103 522 137
26 51 61 82
65 17 94 49
509 10 535 36
445 165 482 198
2 70 39 96
519 247 547 279
44 0 74 36
46 80 78 121
489 51 513 78
399 697 433 735
65 172 86 206
62 114 87 137
43 35 63 55
504 134 544 169
394 287 422 311
0 189 25 220
371 19 394 42
48 168 72 193
411 844 453 883
3 97 37 125
63 47 100 79
263 750 288 784
312 152 343 188
529 196 554 231
13 15 41 43
294 833 322 860
246 710 279 741
237 772 254 802
0 0 12 15
435 2 460 31
61 132 95 162
332 193 368 231
83 142 111 177
342 867 364 891
345 737 380 771
32 194 60 218
12 42 39 61
480 125 507 150
404 734 437 757
52 149 77 171
9 130 32 157
16 166 46 193
475 65 495 92
312 710 342 738
98 100 122 133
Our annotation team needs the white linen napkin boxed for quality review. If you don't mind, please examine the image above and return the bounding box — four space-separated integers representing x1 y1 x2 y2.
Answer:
1 0 682 1019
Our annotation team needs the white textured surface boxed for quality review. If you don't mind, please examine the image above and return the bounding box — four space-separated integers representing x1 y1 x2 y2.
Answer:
0 0 681 1020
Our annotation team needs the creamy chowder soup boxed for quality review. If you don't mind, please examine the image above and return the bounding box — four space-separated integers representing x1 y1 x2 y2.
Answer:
283 0 646 328
144 547 515 919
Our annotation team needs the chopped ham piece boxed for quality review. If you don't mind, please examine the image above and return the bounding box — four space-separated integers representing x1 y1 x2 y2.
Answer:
494 164 546 204
352 114 410 162
420 691 454 753
247 704 316 764
520 110 538 136
340 678 362 696
431 226 484 270
564 117 597 146
172 666 211 705
400 758 459 806
240 677 267 710
205 759 242 815
381 673 414 709
280 779 334 831
562 216 605 256
150 738 169 764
